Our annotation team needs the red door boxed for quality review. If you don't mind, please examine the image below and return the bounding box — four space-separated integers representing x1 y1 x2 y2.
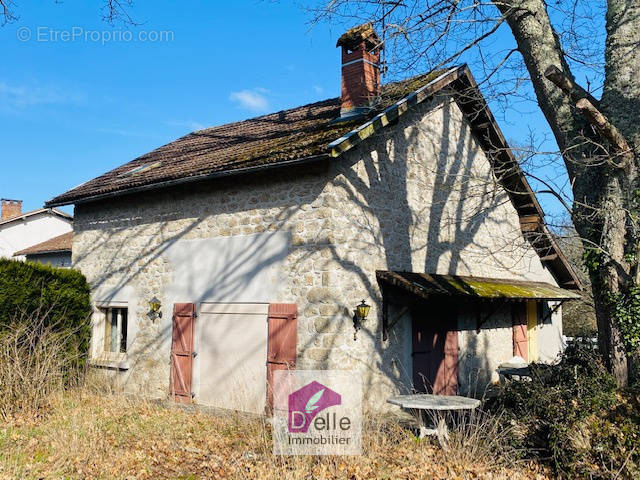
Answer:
266 304 297 410
512 302 528 361
170 303 196 404
412 303 458 395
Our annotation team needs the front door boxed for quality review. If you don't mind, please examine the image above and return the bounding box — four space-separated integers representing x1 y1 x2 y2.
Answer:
412 302 458 395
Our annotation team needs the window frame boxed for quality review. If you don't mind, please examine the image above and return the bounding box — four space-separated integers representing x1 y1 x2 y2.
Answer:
91 301 130 370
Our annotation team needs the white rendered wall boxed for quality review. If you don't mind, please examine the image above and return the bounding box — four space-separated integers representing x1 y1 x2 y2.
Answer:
0 212 72 259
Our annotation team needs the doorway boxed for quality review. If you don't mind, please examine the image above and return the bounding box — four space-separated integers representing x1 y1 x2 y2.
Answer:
411 301 458 395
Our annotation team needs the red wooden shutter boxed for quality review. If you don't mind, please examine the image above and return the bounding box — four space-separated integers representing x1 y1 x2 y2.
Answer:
512 302 528 362
441 328 459 396
170 303 196 404
266 303 297 410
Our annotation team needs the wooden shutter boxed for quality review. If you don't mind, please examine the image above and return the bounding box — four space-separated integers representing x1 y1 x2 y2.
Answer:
512 302 528 362
441 328 459 396
170 303 196 404
266 303 297 410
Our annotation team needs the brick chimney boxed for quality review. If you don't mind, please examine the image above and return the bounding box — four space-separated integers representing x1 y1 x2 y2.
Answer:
336 23 382 117
1 199 22 221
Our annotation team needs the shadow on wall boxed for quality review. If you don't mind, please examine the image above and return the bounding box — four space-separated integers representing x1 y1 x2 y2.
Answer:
75 94 523 404
303 96 520 400
456 301 508 398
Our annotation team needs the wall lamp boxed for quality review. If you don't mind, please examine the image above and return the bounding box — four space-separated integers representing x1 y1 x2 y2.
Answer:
353 299 371 340
148 296 162 321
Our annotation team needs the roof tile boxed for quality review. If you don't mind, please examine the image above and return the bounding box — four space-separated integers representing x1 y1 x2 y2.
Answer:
14 231 73 256
46 72 444 206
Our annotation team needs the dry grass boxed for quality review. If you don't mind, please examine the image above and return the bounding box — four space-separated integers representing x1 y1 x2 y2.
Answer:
0 390 551 480
0 315 76 422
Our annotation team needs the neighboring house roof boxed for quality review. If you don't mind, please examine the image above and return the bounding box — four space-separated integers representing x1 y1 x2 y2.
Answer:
0 207 72 227
45 65 580 290
376 271 580 302
13 231 73 256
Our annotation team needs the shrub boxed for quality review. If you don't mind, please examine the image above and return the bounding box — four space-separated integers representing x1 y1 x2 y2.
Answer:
0 312 77 421
487 342 640 478
0 258 91 368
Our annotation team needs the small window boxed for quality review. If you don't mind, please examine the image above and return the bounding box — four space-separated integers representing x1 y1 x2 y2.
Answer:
118 161 162 177
103 307 128 353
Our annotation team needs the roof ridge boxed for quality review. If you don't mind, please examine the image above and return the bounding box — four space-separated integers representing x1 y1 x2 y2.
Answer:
0 207 72 226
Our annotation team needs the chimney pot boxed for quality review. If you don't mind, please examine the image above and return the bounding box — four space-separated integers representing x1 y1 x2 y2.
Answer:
1 199 23 221
336 23 382 117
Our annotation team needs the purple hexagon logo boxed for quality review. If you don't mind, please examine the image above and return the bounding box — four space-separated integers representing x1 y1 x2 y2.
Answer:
288 381 341 433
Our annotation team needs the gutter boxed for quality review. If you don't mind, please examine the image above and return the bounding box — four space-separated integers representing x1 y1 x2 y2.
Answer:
45 154 332 207
14 248 71 257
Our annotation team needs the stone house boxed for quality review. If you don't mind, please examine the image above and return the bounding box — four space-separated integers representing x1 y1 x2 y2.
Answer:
47 25 580 413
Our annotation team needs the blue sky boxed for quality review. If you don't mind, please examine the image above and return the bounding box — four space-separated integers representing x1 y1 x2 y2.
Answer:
0 1 592 219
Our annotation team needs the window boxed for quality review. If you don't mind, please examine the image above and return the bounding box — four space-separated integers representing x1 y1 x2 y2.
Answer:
103 307 128 353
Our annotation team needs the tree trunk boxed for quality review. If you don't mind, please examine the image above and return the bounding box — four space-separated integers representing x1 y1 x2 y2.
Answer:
493 0 635 385
600 0 640 384
589 181 630 384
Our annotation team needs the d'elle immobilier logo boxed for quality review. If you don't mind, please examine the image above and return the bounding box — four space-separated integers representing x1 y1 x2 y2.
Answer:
272 370 362 455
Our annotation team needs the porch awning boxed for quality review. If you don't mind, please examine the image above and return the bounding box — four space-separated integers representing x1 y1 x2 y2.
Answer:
376 271 580 301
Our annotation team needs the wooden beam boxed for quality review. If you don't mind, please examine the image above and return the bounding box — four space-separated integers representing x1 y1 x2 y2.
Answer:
519 214 542 232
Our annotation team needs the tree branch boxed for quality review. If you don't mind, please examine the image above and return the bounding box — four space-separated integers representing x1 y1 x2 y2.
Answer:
545 65 633 170
103 0 136 25
575 98 634 167
544 65 599 106
0 0 16 24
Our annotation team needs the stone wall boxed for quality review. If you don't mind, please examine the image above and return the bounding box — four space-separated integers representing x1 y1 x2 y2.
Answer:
74 93 559 409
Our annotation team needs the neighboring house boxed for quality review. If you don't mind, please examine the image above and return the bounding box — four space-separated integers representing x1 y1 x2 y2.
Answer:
47 25 580 413
0 198 73 260
13 231 73 268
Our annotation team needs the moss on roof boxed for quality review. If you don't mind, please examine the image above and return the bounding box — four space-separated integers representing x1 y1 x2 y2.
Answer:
336 23 380 49
377 271 580 301
47 71 447 206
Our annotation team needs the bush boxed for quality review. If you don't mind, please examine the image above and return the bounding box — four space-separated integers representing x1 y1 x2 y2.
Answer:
487 342 640 478
0 258 91 368
0 312 76 421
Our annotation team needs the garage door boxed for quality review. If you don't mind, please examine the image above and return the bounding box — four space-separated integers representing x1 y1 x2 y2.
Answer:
196 303 269 414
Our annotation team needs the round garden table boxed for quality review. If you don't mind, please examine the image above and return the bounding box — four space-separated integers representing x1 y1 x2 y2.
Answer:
387 393 481 446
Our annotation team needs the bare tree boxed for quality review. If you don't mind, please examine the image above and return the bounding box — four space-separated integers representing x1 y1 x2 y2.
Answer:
0 0 16 25
313 0 640 385
0 0 135 25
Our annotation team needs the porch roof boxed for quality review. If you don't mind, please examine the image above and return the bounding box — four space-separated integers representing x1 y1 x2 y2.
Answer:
376 271 580 301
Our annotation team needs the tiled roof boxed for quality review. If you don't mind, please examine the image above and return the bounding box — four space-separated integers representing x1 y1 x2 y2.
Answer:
46 71 445 207
13 231 73 256
44 65 581 290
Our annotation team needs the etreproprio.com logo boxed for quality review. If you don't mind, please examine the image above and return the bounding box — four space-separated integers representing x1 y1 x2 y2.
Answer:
16 26 174 45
